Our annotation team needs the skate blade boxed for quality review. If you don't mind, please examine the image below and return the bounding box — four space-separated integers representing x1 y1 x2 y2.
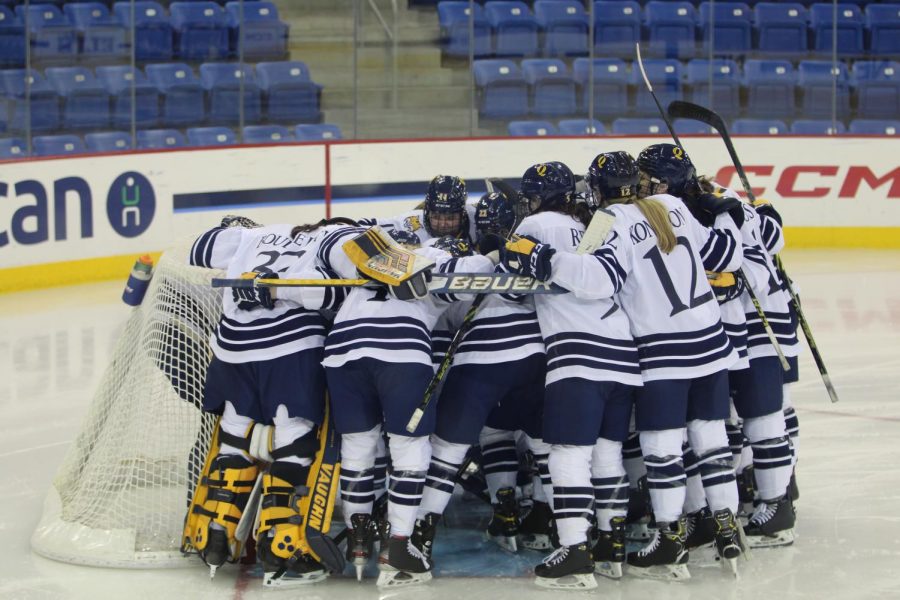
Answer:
519 534 552 551
354 564 365 582
593 560 623 580
627 563 691 582
722 556 739 579
746 528 794 549
484 531 518 553
686 543 718 568
208 565 218 580
534 573 598 590
375 567 433 588
263 570 327 588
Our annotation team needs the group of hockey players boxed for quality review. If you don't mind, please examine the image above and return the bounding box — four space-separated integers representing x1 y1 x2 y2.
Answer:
180 141 803 590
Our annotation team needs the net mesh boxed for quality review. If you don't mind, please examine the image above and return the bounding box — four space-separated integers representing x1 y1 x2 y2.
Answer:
31 244 224 568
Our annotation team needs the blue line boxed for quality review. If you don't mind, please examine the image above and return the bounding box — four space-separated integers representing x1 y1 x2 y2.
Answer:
174 200 324 213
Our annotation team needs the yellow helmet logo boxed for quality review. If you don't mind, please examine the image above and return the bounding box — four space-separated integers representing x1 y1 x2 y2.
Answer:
672 147 684 160
597 155 607 168
536 164 548 176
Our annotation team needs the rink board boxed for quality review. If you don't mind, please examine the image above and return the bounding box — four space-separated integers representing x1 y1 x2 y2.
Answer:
1 135 898 291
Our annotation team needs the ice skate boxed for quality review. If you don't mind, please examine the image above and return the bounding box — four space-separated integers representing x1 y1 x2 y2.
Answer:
199 527 229 579
411 512 440 562
744 495 795 548
518 500 554 550
788 470 800 503
625 476 653 542
713 508 745 578
684 507 715 550
737 467 756 520
345 513 375 581
485 486 519 553
376 535 432 588
627 520 691 582
258 539 327 588
534 542 597 590
592 516 625 579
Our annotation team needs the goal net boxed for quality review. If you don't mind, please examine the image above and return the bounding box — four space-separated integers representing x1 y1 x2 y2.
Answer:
31 244 224 568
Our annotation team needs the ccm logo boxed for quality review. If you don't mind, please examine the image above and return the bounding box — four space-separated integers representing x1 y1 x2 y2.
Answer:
714 165 900 199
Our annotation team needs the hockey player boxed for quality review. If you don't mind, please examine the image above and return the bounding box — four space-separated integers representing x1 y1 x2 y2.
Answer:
505 150 744 582
182 216 359 587
411 191 549 567
502 161 642 590
360 175 477 244
323 228 494 587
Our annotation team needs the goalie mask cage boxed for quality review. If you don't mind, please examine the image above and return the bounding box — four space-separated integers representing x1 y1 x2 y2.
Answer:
31 244 224 568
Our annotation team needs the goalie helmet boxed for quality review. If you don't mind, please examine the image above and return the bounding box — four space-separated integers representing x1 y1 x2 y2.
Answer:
432 235 473 258
587 151 639 207
387 228 421 248
636 143 696 198
424 175 467 237
520 161 576 212
474 191 518 254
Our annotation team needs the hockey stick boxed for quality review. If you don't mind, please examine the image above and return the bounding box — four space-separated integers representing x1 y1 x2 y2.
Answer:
667 100 839 402
635 44 789 370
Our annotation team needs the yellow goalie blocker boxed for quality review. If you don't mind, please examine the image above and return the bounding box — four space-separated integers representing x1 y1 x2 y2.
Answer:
343 225 434 286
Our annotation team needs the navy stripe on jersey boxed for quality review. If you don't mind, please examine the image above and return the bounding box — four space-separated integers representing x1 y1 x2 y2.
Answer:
722 321 748 359
745 310 796 349
324 316 432 359
216 308 327 352
190 227 225 268
743 245 772 269
457 312 543 355
633 321 734 370
545 331 641 377
316 226 367 269
589 243 626 293
698 228 738 273
759 216 783 254
434 258 462 303
432 329 452 363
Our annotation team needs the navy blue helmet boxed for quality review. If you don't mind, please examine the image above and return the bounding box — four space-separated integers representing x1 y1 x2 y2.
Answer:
387 228 421 248
636 143 696 198
587 151 639 206
519 161 576 212
432 235 473 258
424 175 467 237
474 191 518 254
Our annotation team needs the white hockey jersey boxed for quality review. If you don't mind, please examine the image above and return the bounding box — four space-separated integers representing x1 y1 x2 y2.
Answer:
359 203 479 244
550 195 741 382
515 211 641 387
322 249 494 368
188 223 359 363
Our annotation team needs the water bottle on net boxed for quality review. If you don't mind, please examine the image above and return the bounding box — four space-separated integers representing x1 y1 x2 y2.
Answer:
122 255 154 306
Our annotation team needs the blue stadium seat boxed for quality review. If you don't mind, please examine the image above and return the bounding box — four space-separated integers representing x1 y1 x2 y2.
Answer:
754 3 808 54
743 59 796 119
0 69 60 133
32 134 85 157
243 124 293 143
866 4 900 56
558 118 605 135
187 126 237 147
136 128 186 149
64 3 128 61
731 118 787 135
95 65 160 128
573 57 628 119
0 136 27 158
644 1 697 59
674 118 714 134
534 0 588 57
631 59 683 116
698 2 752 55
15 5 77 63
592 1 641 58
473 59 529 118
256 61 322 123
85 131 133 152
294 123 342 141
45 66 110 129
809 3 864 56
169 1 229 61
484 1 539 57
790 119 845 135
113 2 173 61
0 7 25 67
686 59 741 118
853 61 900 120
797 60 851 119
145 63 205 126
521 58 576 117
437 1 492 58
225 1 288 60
611 118 667 135
848 119 900 135
508 120 558 136
199 63 262 124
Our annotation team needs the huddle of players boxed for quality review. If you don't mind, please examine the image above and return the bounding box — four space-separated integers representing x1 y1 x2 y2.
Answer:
183 142 801 589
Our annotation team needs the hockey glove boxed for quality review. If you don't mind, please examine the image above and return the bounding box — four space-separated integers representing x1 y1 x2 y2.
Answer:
233 272 277 310
695 193 746 229
502 235 556 282
707 271 744 303
752 198 783 226
387 270 431 301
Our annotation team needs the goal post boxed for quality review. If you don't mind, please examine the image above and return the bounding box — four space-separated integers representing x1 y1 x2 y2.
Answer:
31 244 223 568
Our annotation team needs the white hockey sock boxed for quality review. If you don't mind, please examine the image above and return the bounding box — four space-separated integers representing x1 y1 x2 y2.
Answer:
272 405 314 467
549 444 593 547
688 419 738 514
480 427 518 502
526 435 553 508
340 426 381 527
622 431 646 490
374 433 389 502
418 435 468 519
744 413 793 500
682 441 707 515
219 402 253 460
590 437 627 531
387 434 431 537
640 429 687 524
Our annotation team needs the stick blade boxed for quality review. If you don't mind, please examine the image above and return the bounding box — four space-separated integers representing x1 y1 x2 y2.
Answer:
666 100 725 133
576 208 616 255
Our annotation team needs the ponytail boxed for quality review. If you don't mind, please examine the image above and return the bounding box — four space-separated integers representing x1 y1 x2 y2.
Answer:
560 201 593 228
633 197 676 254
291 217 359 238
